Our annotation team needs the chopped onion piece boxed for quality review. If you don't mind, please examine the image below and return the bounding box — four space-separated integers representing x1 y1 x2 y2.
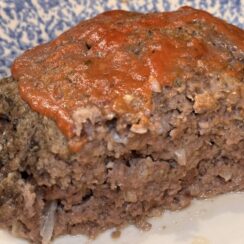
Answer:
175 148 187 166
130 124 148 134
123 94 134 103
40 201 57 244
149 75 161 93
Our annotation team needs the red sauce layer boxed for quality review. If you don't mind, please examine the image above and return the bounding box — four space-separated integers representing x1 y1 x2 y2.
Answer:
12 7 244 138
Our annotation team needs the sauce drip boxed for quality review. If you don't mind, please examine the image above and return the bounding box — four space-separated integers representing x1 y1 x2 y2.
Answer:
12 7 244 139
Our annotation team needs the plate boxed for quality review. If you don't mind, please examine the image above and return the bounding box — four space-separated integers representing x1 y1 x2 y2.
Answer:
1 192 244 244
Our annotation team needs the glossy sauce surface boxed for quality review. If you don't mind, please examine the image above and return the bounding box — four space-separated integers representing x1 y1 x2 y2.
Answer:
12 7 244 138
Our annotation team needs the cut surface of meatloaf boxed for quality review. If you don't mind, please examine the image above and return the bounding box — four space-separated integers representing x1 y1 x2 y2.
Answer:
0 6 244 244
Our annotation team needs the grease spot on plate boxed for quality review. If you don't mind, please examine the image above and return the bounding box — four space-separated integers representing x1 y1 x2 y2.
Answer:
111 230 121 239
192 236 210 244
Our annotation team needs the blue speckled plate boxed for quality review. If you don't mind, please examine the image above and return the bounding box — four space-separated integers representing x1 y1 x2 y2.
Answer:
0 1 244 244
0 0 243 77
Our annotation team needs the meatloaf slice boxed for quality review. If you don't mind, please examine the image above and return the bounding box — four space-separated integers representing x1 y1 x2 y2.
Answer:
0 6 244 244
